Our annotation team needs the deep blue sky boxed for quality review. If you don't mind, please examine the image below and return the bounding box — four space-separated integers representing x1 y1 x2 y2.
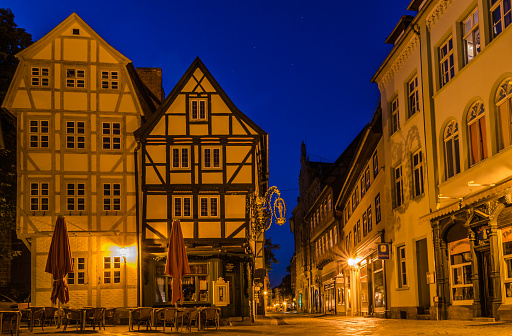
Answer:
4 0 410 287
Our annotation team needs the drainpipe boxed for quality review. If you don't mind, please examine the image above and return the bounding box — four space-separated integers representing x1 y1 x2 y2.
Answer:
134 141 141 307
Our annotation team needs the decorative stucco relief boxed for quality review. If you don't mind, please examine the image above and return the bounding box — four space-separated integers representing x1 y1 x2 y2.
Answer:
426 0 454 30
378 35 420 91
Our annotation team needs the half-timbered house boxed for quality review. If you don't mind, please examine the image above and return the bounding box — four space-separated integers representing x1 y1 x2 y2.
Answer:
134 57 268 318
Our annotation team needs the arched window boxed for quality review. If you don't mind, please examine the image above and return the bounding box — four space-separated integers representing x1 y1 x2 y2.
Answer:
496 78 512 150
444 120 461 179
467 101 487 166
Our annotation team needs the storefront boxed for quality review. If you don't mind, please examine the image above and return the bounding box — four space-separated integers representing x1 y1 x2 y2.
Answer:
323 280 335 313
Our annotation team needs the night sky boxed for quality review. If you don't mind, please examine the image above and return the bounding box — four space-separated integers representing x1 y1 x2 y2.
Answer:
4 0 410 287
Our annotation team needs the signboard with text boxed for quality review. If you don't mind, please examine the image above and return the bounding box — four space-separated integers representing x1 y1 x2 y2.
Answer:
378 243 390 260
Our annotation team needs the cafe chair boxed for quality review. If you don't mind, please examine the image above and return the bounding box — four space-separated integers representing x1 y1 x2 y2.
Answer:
183 308 201 332
42 307 57 326
104 308 117 326
202 307 220 330
20 308 44 332
154 308 177 332
62 308 82 331
130 307 152 331
85 307 105 330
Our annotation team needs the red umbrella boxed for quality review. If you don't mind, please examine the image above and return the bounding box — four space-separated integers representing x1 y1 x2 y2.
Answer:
165 220 190 304
45 216 73 305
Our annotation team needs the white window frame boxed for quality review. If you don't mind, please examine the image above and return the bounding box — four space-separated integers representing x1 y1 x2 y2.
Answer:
29 181 49 212
66 182 86 212
496 78 512 150
367 206 373 232
101 70 119 90
390 97 399 134
408 75 420 118
66 68 86 88
103 182 121 211
467 101 487 166
190 98 208 121
173 196 192 218
29 119 50 149
449 239 473 304
68 257 86 285
102 121 121 150
490 0 511 39
66 120 86 149
444 120 461 179
397 245 408 288
171 146 190 169
199 196 219 217
394 165 404 208
31 67 50 87
502 234 512 298
373 151 379 177
440 36 454 87
462 8 480 64
103 256 122 284
412 149 424 197
203 147 221 169
375 193 381 223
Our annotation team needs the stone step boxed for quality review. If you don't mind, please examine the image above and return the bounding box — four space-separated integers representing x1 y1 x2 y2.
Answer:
417 314 430 320
472 317 495 323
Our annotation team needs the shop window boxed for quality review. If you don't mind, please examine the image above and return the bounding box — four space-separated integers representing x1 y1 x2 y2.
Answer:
183 264 209 302
449 238 473 302
361 264 369 308
373 259 385 308
502 232 512 297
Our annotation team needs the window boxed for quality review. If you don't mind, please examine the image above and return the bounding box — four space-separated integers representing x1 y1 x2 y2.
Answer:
408 75 420 117
199 196 219 217
66 182 85 211
394 165 404 207
367 206 373 232
101 71 119 89
440 37 454 87
490 0 511 38
203 147 221 169
190 98 207 121
412 150 424 197
502 231 512 297
365 167 370 190
30 182 49 211
463 9 480 64
104 256 121 284
373 151 379 177
467 102 487 166
334 225 338 245
357 221 361 243
171 147 190 169
496 78 512 150
173 196 192 217
68 257 85 285
397 246 407 288
444 120 461 179
329 229 333 248
353 226 357 246
362 212 368 237
66 68 85 88
373 259 385 308
360 176 366 198
449 238 473 301
102 122 121 150
72 28 80 35
391 97 399 134
348 232 352 249
182 264 209 302
29 120 49 148
66 121 85 149
375 194 381 223
352 193 357 211
31 67 49 86
103 183 121 211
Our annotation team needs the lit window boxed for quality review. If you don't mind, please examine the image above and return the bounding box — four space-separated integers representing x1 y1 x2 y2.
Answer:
66 68 85 88
440 37 454 87
103 183 121 211
463 9 480 64
502 233 512 297
467 102 487 166
444 120 461 179
67 183 85 211
408 75 420 117
102 122 121 150
412 150 424 197
397 246 407 288
490 0 511 38
29 120 49 148
30 182 49 211
190 98 207 121
449 238 473 301
496 78 512 150
104 256 121 284
394 165 404 207
31 67 50 86
101 71 119 89
66 121 85 149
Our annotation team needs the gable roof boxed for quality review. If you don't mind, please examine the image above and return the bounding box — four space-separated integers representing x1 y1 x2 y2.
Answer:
135 57 267 139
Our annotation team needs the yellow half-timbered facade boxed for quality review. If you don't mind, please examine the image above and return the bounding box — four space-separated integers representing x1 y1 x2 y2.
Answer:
1 14 157 308
135 58 268 318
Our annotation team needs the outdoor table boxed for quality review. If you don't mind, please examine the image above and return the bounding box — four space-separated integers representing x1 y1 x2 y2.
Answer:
0 310 21 336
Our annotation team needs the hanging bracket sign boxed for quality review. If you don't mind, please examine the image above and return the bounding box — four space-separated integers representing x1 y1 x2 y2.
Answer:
378 243 390 260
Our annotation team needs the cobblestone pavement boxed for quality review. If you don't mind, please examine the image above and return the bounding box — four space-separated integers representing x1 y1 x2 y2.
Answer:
14 312 512 335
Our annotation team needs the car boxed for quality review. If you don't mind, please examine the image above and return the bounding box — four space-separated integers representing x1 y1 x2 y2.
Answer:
0 294 18 310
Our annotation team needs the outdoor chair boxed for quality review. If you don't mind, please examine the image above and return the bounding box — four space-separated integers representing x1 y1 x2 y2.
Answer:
154 308 177 332
202 307 220 330
129 307 152 331
20 308 44 332
42 307 57 326
1 311 21 336
85 307 105 330
104 308 117 326
62 308 82 331
183 308 201 332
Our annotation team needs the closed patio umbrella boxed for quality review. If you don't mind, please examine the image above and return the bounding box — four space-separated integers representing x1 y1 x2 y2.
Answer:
45 215 73 305
165 220 190 304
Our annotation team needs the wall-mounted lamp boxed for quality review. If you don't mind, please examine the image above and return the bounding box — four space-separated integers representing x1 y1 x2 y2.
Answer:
347 257 362 267
468 180 495 187
438 194 463 200
120 247 128 263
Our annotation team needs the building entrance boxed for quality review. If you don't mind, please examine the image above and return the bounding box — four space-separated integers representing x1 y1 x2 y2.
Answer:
478 249 494 317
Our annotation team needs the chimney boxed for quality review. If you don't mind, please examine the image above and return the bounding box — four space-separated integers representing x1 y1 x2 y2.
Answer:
135 67 165 102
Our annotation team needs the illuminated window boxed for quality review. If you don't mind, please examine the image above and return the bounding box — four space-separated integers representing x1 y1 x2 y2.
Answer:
173 196 192 218
30 182 49 211
496 78 512 150
190 98 207 121
449 238 473 301
102 122 121 150
66 121 85 149
68 257 86 285
467 102 487 166
444 120 461 179
412 149 424 197
104 256 121 284
408 75 420 117
490 0 511 38
101 71 119 89
463 8 480 64
66 68 85 88
66 182 85 211
29 120 49 148
203 147 221 169
31 67 49 86
397 246 407 288
171 147 190 169
103 183 121 211
440 37 454 87
502 232 512 297
394 165 404 207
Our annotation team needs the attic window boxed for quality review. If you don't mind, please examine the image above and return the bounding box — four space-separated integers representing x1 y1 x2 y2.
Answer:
73 29 80 35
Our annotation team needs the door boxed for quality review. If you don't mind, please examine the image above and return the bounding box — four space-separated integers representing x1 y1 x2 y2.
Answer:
416 239 430 313
479 250 494 317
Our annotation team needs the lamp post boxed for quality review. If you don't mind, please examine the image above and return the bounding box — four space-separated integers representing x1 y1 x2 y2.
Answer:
347 257 362 316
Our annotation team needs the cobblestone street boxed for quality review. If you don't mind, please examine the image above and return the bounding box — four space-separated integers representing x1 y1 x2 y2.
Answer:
12 312 512 336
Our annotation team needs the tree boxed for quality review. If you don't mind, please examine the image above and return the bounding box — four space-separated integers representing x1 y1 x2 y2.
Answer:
264 236 280 270
0 8 32 260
